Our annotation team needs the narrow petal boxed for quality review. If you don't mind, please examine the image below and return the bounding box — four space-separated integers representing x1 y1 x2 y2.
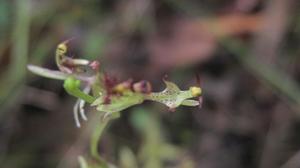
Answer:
181 100 199 106
73 100 81 127
27 65 68 80
79 86 91 121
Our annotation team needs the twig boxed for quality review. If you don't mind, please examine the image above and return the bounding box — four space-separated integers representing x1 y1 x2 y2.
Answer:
221 39 300 109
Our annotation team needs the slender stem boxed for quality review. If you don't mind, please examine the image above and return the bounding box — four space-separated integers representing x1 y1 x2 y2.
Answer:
91 117 110 167
11 0 30 79
0 0 31 112
78 156 89 168
72 88 96 104
221 39 300 107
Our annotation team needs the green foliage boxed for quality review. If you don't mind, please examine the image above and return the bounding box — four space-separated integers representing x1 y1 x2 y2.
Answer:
119 147 138 168
130 108 181 168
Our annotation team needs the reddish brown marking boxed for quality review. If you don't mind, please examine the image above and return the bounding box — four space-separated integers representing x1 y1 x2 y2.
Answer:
195 73 203 109
62 58 76 69
102 73 119 104
168 107 176 112
89 61 100 71
198 96 203 109
133 80 152 94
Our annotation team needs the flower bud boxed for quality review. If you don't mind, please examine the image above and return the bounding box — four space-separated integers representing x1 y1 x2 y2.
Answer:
133 80 152 94
189 86 201 97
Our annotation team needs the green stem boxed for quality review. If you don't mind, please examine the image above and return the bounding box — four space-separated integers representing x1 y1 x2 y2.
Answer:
221 39 300 107
71 88 95 104
90 116 110 167
78 156 89 168
0 0 31 114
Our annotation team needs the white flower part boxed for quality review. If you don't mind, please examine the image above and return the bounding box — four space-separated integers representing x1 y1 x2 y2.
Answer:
79 100 87 121
73 100 81 127
72 58 90 65
27 65 68 80
73 86 91 128
79 86 91 121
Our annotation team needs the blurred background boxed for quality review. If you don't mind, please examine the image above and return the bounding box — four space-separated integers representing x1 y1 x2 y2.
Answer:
1 0 300 167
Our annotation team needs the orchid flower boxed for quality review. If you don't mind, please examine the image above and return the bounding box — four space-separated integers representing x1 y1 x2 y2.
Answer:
27 40 203 127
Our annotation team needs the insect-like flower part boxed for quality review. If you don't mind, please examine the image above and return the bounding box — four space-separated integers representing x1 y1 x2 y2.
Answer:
145 79 201 109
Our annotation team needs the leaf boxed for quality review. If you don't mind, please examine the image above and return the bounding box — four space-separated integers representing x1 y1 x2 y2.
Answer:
78 156 89 168
119 147 138 168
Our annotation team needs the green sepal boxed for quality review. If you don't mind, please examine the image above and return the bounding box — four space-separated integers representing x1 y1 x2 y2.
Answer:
63 76 96 104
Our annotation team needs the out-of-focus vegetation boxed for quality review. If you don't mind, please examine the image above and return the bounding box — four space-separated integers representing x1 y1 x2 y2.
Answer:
1 0 300 168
